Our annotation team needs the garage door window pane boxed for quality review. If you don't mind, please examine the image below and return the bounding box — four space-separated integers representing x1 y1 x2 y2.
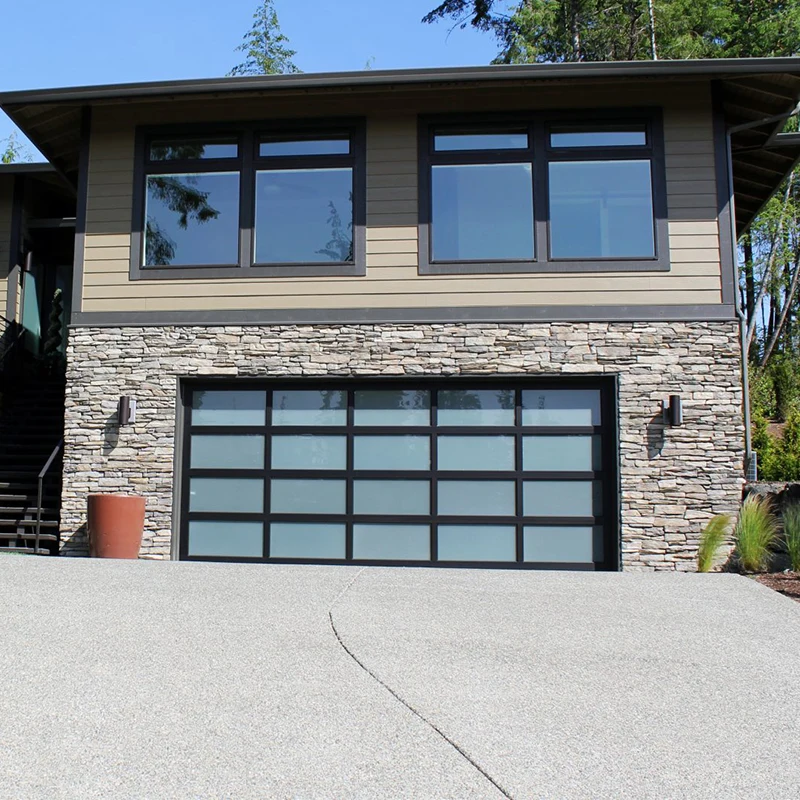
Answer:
188 521 263 557
190 435 265 469
354 436 430 471
272 390 346 426
438 525 516 562
353 524 430 561
189 478 264 513
353 480 430 515
523 481 601 517
523 436 600 472
270 523 345 559
438 481 515 516
521 390 600 426
438 389 515 426
354 389 430 426
271 479 346 514
524 526 600 563
271 435 346 470
438 436 514 471
192 390 266 426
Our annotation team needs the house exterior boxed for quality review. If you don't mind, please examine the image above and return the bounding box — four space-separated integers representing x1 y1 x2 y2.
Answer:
2 59 800 570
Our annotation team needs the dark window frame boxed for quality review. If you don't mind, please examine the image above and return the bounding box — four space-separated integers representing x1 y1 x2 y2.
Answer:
177 375 620 571
130 118 367 281
418 109 669 275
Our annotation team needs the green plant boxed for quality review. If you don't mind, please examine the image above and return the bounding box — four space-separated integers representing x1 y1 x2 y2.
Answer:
783 503 800 572
734 495 779 573
697 515 731 572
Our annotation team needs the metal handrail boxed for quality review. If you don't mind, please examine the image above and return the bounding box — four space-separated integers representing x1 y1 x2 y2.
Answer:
35 439 63 554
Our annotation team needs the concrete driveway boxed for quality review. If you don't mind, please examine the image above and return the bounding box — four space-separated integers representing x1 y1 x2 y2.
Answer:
0 558 798 799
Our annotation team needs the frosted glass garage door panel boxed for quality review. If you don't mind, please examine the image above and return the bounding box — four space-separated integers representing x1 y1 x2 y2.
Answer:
438 436 515 471
521 390 601 426
523 526 601 563
271 436 346 470
191 390 266 426
271 480 346 514
353 481 430 515
438 481 515 516
189 478 264 513
437 389 515 426
523 481 601 517
522 436 600 472
188 521 263 557
190 435 265 469
353 436 430 471
353 525 430 561
272 390 346 426
438 525 516 562
270 523 346 559
354 389 430 426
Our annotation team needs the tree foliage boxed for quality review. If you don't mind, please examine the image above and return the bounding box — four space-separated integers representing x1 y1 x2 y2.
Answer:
423 1 800 63
1 131 31 164
229 0 300 76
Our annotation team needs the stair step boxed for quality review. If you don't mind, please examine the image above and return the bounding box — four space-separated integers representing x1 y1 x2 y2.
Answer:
0 548 53 555
0 532 59 542
0 517 58 526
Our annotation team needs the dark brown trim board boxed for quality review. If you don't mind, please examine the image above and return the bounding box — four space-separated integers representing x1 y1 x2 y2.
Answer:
70 304 737 328
70 105 91 317
5 174 24 321
3 58 800 106
417 109 669 275
711 82 737 307
130 117 367 280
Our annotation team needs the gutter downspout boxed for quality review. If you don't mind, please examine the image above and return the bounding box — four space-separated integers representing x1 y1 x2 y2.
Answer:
726 104 800 480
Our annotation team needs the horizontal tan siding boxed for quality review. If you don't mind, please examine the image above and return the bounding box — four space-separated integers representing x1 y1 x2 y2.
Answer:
0 176 13 318
82 81 723 315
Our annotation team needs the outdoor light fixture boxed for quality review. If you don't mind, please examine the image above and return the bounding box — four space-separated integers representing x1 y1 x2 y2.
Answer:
662 395 683 427
118 396 137 426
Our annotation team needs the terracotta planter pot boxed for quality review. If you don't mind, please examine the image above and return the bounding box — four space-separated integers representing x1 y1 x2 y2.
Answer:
87 494 145 559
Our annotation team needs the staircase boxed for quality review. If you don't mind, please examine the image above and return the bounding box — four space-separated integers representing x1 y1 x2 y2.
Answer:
0 366 65 556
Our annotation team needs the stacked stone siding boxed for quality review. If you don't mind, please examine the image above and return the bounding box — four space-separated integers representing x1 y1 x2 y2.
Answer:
62 321 744 569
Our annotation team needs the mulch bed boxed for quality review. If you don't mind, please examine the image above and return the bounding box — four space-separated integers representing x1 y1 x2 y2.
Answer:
755 572 800 603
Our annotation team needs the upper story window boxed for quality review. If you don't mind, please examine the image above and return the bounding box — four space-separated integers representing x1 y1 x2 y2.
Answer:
131 120 365 280
419 111 667 275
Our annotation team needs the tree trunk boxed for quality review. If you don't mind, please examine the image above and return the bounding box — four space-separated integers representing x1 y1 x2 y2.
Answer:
647 0 658 59
746 174 794 353
744 236 755 323
762 255 800 366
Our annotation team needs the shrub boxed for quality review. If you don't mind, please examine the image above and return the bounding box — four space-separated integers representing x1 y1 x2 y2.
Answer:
697 515 731 572
752 411 800 481
734 495 779 572
784 503 800 573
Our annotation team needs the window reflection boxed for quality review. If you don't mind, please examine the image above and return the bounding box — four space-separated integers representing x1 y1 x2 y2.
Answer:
145 173 239 266
549 160 655 259
432 163 534 261
255 168 353 264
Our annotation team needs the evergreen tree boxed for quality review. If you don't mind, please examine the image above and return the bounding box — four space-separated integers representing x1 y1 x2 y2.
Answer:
229 0 300 76
423 1 800 63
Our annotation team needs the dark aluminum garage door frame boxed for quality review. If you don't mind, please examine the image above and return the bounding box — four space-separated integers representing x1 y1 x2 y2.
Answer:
176 375 620 570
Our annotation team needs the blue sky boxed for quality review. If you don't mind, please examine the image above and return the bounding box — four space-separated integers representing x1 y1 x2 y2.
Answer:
0 0 500 159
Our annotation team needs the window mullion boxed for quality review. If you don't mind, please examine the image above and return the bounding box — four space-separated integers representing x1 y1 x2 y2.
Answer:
240 129 255 270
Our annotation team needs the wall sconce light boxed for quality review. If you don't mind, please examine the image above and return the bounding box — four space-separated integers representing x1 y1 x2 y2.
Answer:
118 396 137 426
662 395 683 427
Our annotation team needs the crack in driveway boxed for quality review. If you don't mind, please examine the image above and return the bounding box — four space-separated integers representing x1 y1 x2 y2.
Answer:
328 569 513 799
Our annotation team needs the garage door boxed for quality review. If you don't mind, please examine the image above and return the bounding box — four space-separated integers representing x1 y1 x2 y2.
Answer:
179 379 618 569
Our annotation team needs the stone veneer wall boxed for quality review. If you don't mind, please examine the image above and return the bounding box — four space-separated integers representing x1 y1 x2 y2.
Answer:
62 321 744 570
